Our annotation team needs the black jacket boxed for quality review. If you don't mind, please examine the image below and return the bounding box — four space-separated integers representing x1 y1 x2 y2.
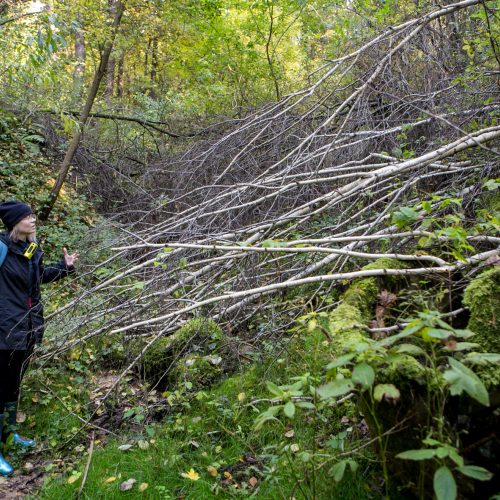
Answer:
0 232 74 350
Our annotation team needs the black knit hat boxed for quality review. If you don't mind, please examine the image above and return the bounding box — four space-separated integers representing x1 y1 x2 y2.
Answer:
0 201 33 230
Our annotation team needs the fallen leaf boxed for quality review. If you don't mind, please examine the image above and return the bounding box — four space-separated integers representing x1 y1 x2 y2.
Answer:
290 444 300 453
139 482 148 492
119 478 136 491
249 476 258 488
181 468 200 481
210 355 222 365
284 430 294 438
23 462 34 472
67 472 82 484
17 411 26 423
104 476 117 484
137 440 149 450
237 392 246 402
207 465 218 477
118 444 133 451
189 440 199 449
223 471 233 480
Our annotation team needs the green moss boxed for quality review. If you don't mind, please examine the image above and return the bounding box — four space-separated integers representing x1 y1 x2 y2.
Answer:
137 317 225 388
474 363 500 392
342 258 406 320
171 354 224 391
463 267 500 352
328 258 408 351
328 303 367 349
378 354 427 385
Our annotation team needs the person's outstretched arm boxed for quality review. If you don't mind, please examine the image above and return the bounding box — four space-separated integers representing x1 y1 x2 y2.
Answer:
41 248 80 283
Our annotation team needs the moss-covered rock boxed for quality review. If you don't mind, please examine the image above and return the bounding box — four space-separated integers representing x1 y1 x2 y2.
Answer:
171 354 224 391
328 303 366 348
137 317 226 388
329 258 408 349
463 267 500 352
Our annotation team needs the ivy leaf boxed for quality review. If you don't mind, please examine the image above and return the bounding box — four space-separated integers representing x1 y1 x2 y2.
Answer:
456 465 493 481
352 363 375 389
443 357 489 406
434 466 457 500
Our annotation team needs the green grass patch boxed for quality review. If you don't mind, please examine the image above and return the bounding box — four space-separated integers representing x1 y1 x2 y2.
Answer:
37 338 379 499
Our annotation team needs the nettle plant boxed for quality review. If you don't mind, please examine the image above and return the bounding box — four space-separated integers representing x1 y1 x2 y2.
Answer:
255 310 498 499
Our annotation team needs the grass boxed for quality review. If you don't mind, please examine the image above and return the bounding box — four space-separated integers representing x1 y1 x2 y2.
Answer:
33 334 380 499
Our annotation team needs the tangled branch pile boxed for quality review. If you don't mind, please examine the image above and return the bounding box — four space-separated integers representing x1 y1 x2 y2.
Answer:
45 0 499 386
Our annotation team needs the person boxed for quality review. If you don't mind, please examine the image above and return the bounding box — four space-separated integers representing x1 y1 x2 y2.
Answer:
0 200 79 477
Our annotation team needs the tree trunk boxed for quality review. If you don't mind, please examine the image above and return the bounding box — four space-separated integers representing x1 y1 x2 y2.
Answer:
144 38 150 76
116 51 124 97
39 0 125 221
73 16 86 100
149 37 158 97
106 56 115 101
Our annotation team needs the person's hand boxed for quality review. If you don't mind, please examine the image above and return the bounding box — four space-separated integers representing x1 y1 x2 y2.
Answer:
63 248 80 267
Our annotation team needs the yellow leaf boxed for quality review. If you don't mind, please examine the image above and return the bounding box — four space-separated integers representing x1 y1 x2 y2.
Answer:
181 468 200 481
67 472 82 484
223 471 233 480
139 482 148 492
237 392 246 402
104 476 117 484
207 466 218 477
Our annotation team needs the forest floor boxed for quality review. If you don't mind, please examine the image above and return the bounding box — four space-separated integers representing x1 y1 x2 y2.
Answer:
0 458 47 498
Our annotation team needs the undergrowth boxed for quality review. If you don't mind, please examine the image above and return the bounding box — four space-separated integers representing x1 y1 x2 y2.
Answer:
35 335 377 499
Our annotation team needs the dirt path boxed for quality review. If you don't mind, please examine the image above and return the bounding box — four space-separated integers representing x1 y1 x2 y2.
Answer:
0 458 47 499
